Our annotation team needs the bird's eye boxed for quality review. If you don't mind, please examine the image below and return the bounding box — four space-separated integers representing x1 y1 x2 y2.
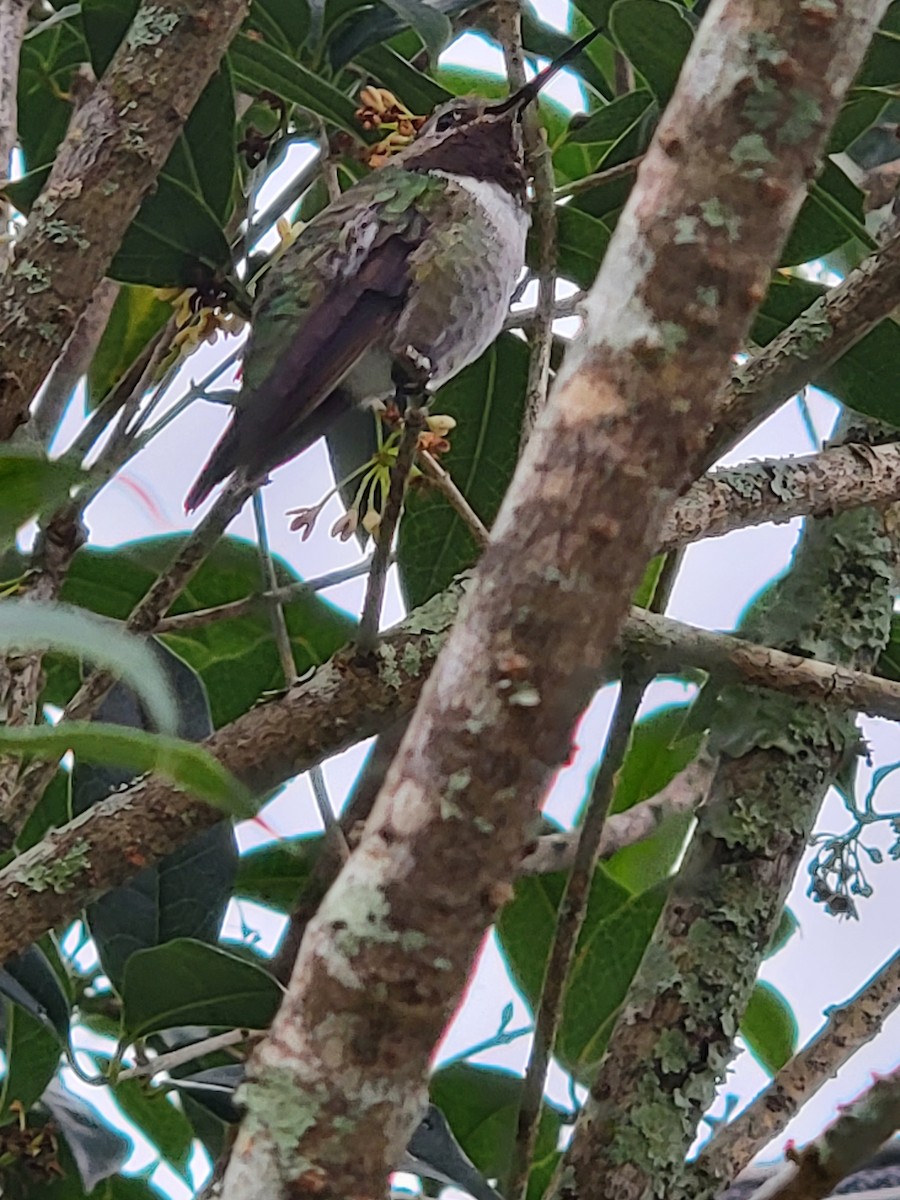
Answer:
435 109 463 132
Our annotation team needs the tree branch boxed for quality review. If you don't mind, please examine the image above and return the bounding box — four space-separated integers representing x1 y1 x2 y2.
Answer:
690 948 900 1197
748 1067 900 1200
0 0 29 274
557 412 900 1200
0 0 249 440
213 6 886 1198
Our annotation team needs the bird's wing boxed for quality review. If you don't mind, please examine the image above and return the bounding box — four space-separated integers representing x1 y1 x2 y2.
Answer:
185 180 431 511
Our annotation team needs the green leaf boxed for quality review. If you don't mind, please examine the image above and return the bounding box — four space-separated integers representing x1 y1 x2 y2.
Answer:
496 866 663 1080
230 34 362 138
379 0 451 62
121 940 282 1037
248 0 310 52
165 66 237 225
429 1063 564 1200
555 205 612 288
72 643 238 990
398 335 529 608
235 837 321 910
740 981 797 1075
17 18 86 176
0 1004 61 1124
0 600 176 733
780 159 870 267
766 907 798 958
565 89 653 145
87 285 171 411
858 2 900 88
49 535 356 727
752 273 900 425
109 173 232 288
112 1079 194 1176
81 0 139 75
354 45 451 111
0 449 84 549
18 769 72 852
328 0 478 70
604 704 699 893
0 722 251 815
610 0 694 106
1 945 72 1045
828 89 889 152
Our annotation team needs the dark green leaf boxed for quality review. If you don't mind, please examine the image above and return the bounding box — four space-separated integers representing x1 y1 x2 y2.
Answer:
565 89 653 145
50 536 356 727
0 722 251 815
18 769 71 852
230 34 362 137
604 704 699 893
858 2 900 88
1 945 71 1044
610 0 694 105
1 164 51 213
112 1079 194 1175
73 643 236 988
780 159 870 267
17 19 85 176
555 205 611 288
121 939 282 1037
80 0 139 74
354 46 451 112
0 449 84 548
740 981 797 1075
752 274 900 426
398 335 529 608
0 1005 61 1124
496 866 663 1079
87 285 171 411
109 174 232 288
164 67 237 225
828 89 889 152
379 0 450 62
429 1063 564 1200
0 600 175 734
248 0 309 52
235 837 321 910
328 0 478 69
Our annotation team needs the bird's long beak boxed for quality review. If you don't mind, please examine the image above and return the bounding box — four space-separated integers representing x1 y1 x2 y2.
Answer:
488 25 604 116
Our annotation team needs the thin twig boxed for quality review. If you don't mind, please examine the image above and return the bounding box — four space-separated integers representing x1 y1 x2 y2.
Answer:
357 407 424 653
154 557 376 633
252 490 296 685
497 0 558 442
9 476 254 827
691 948 900 1197
116 1028 252 1082
309 764 350 864
520 752 714 875
0 0 29 274
417 449 489 546
31 279 120 446
318 118 342 205
244 153 323 249
508 669 650 1200
554 154 643 200
503 292 585 333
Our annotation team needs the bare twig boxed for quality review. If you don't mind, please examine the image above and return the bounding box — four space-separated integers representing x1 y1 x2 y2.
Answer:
417 449 489 546
509 669 650 1200
309 765 350 864
554 155 643 201
252 490 296 685
154 557 376 634
691 949 900 1197
520 753 715 875
116 1028 253 1082
497 0 557 442
747 1066 900 1200
503 292 584 333
0 0 29 274
357 407 424 653
31 279 120 446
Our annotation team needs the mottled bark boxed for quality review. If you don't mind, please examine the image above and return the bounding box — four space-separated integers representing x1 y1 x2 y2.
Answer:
558 416 899 1200
0 0 29 274
0 0 249 440
691 949 900 1190
218 6 889 1200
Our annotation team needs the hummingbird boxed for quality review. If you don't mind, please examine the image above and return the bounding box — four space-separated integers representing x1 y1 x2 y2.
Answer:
185 30 602 513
